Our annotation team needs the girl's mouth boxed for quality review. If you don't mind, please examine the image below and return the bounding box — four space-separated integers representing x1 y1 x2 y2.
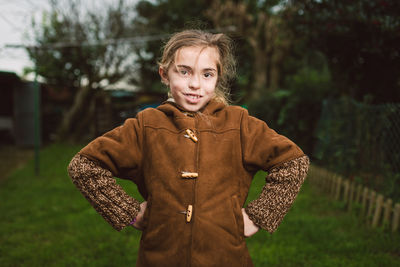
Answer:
183 93 202 103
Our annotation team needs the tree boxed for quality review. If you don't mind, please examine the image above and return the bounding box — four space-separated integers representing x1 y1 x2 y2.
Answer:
132 0 295 104
131 0 215 93
205 0 293 103
26 0 136 140
286 0 400 103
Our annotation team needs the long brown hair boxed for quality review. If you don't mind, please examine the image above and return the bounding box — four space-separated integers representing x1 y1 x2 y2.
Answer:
158 30 236 105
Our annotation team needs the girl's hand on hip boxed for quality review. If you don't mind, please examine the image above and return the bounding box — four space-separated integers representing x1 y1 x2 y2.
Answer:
241 208 260 237
132 201 147 230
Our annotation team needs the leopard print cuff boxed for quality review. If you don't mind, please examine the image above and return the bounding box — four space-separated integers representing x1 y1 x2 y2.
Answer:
68 154 140 231
245 155 310 233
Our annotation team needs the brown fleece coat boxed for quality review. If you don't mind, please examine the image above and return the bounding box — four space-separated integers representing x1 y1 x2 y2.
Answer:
72 100 307 267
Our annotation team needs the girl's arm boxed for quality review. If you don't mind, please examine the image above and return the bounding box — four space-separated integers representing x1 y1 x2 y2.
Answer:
240 109 310 233
68 114 146 231
68 154 141 231
244 155 309 233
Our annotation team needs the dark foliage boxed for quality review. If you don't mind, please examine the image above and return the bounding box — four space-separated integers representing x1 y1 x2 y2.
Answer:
286 0 400 103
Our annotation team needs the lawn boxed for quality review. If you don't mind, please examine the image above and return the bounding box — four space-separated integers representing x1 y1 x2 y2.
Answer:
0 143 399 266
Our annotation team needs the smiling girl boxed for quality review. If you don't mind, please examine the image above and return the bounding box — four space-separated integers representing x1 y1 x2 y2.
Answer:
68 30 309 267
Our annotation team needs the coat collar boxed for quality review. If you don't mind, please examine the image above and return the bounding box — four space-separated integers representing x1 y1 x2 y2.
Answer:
157 98 226 117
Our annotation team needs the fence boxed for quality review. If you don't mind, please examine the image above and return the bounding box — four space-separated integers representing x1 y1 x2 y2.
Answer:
308 164 400 233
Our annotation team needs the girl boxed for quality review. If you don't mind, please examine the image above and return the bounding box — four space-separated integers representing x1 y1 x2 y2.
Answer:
68 30 309 267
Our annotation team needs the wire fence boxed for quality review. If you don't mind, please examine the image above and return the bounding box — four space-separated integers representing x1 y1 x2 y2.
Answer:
313 97 400 202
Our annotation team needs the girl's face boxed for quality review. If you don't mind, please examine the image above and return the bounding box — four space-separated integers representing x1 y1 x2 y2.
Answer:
160 46 219 112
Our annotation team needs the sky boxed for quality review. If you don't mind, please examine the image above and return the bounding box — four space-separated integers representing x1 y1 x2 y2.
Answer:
0 0 140 83
0 0 50 79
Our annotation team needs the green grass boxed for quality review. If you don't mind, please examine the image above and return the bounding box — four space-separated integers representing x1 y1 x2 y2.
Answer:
0 143 399 266
247 177 400 267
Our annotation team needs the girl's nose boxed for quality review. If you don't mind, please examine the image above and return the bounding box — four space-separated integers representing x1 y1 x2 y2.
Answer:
189 74 200 89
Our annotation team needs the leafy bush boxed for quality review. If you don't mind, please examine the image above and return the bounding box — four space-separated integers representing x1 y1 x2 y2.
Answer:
248 53 332 155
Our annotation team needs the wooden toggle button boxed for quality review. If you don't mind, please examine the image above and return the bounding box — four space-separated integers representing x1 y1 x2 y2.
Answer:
185 129 198 143
181 172 199 179
183 112 195 117
186 205 193 222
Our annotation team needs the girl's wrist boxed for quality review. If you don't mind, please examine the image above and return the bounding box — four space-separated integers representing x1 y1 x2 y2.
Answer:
130 217 137 226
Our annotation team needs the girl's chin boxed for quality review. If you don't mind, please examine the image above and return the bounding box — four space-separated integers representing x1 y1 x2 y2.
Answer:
182 103 202 112
174 97 202 111
179 101 204 112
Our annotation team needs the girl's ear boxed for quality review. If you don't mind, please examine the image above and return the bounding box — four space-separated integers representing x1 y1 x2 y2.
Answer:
159 67 169 85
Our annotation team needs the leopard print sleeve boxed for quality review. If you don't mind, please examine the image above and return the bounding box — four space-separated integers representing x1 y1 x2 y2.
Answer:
68 154 141 231
245 155 310 233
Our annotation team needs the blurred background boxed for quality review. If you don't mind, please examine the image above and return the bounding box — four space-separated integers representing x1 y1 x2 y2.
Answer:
1 0 400 266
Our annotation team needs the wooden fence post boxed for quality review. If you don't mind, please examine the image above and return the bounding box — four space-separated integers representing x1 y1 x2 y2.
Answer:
324 173 329 193
331 175 336 197
361 187 369 216
335 176 342 201
308 165 400 233
372 194 384 228
367 191 376 222
343 180 349 203
383 199 393 228
330 174 335 196
330 175 336 197
355 184 362 204
322 169 327 192
393 203 400 233
348 181 355 211
325 173 331 193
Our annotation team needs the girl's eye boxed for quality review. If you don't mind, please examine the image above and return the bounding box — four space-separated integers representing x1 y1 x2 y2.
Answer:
180 70 188 75
204 72 214 78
